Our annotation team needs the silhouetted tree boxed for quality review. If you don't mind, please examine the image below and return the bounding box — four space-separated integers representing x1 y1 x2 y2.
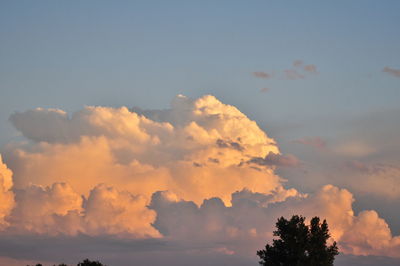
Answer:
257 215 339 266
28 260 105 266
77 258 105 266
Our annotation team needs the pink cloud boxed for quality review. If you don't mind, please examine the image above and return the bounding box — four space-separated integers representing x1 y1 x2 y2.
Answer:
293 136 327 150
252 71 272 79
383 67 400 78
303 64 317 73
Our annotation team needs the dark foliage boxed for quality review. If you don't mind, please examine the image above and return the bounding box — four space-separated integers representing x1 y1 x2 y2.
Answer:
27 259 105 266
257 215 339 266
77 259 105 266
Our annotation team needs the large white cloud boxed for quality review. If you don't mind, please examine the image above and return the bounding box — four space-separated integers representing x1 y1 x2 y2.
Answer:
0 94 399 262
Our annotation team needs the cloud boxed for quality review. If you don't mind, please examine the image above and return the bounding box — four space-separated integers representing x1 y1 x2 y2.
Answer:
7 182 83 235
252 60 317 85
82 184 161 237
248 152 300 167
383 67 400 78
0 94 399 264
0 156 14 228
293 60 304 67
252 72 272 79
343 161 400 199
5 95 282 206
260 87 270 93
283 69 305 80
149 185 400 258
5 182 160 237
293 136 327 150
303 64 317 73
293 60 318 73
345 160 385 175
333 140 375 157
216 138 244 151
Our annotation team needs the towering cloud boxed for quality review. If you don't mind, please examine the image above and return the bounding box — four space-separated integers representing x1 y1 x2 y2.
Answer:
0 95 399 263
6 95 282 205
0 156 14 228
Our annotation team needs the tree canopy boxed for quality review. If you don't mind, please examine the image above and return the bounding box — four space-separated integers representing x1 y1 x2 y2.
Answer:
257 215 339 266
27 258 105 266
77 259 105 266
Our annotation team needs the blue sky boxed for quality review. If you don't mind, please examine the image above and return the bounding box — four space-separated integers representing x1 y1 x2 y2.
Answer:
1 1 400 265
1 1 399 134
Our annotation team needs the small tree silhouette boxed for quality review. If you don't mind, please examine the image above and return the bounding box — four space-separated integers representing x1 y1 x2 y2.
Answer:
257 215 339 266
28 259 105 266
77 259 105 266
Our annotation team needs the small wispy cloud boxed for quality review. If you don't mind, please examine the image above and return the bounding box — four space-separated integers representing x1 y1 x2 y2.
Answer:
293 60 303 67
283 69 305 80
383 66 400 78
253 60 318 84
303 64 317 73
260 87 270 93
293 60 318 74
293 136 327 150
252 71 272 79
344 160 386 175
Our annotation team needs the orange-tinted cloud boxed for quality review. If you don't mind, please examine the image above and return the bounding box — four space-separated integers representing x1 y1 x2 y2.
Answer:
383 66 400 78
0 156 14 228
150 184 400 257
5 95 282 206
0 95 399 261
252 71 272 79
303 64 317 73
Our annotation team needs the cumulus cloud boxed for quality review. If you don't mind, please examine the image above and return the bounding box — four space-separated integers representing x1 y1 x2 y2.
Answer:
7 182 159 237
83 184 160 237
5 95 283 205
383 66 400 78
0 94 399 263
8 183 83 235
0 156 14 228
150 185 400 257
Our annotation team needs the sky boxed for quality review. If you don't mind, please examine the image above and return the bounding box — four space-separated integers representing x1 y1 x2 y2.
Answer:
0 1 400 265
